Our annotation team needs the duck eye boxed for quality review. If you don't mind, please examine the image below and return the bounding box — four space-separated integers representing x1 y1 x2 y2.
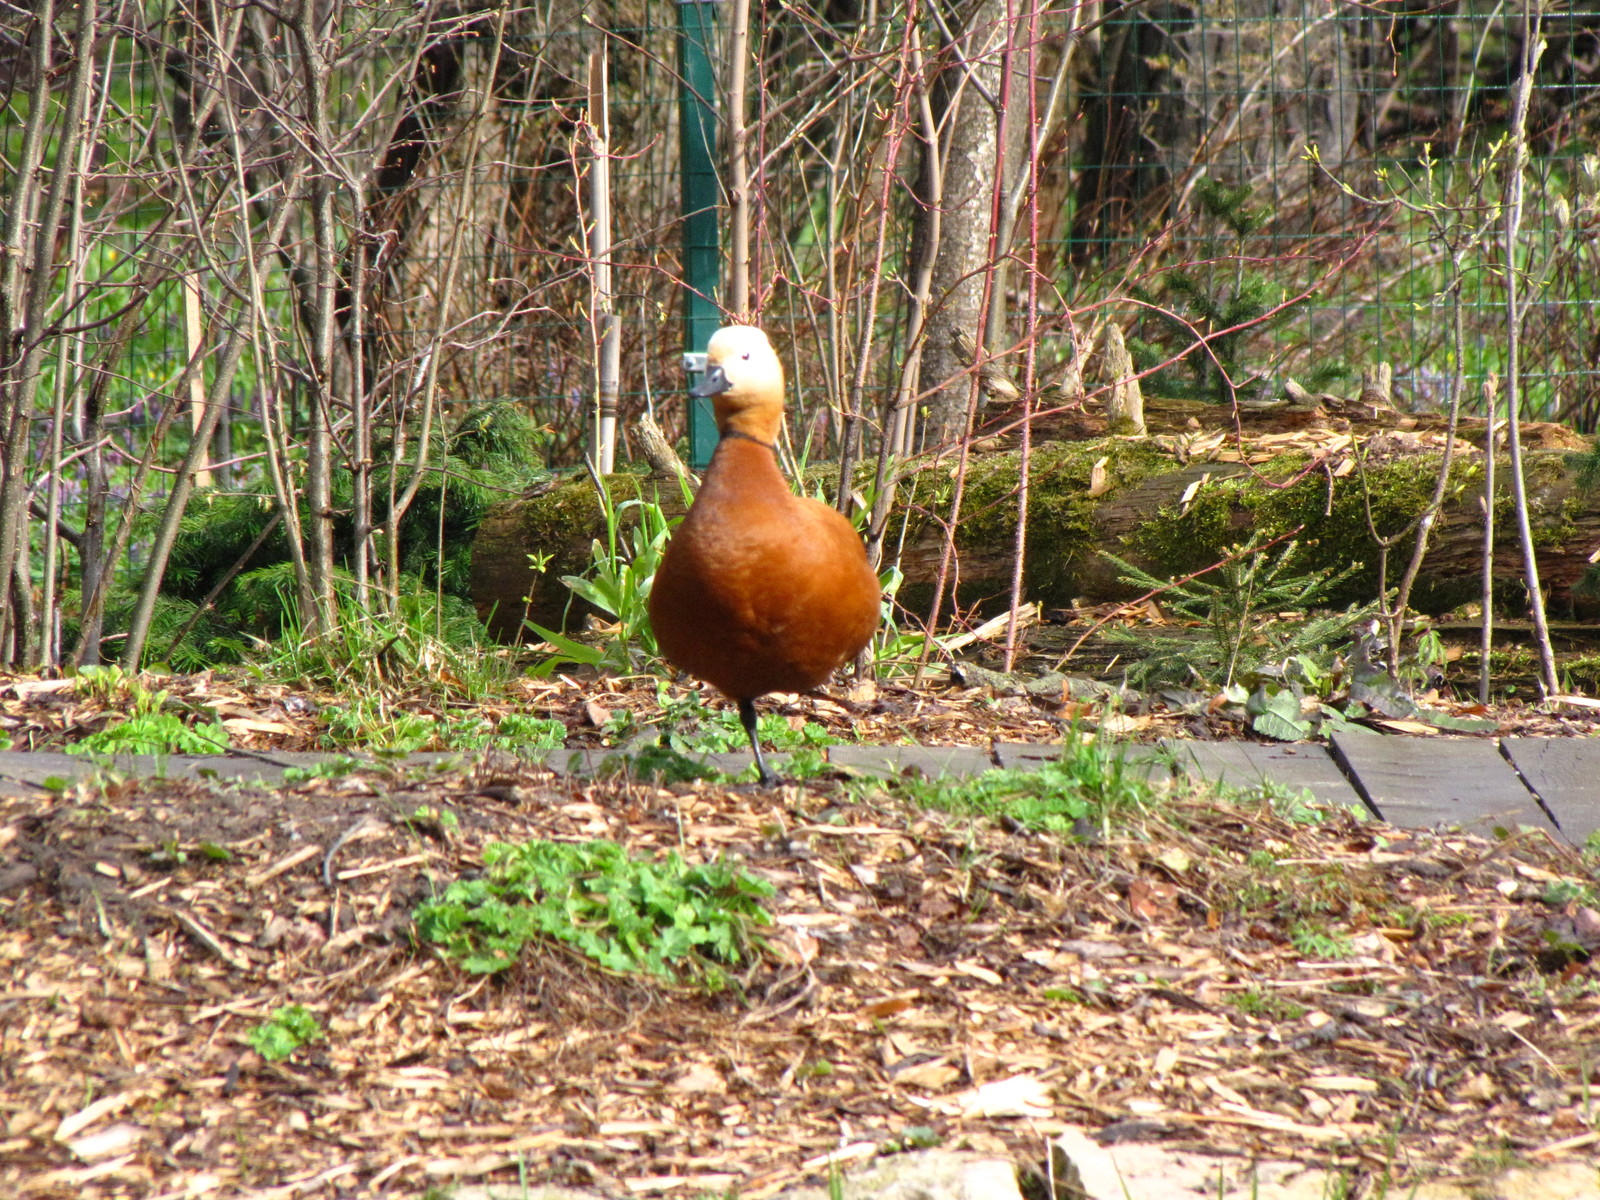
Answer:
741 352 751 361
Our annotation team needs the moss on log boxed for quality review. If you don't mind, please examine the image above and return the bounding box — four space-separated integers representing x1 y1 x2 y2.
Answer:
470 440 1600 637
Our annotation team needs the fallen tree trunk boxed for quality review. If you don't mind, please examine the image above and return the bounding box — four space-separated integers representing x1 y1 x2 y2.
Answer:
471 429 1600 638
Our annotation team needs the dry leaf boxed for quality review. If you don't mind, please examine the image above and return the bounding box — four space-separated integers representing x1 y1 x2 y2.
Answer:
9 678 76 700
1128 878 1177 921
1303 1075 1379 1093
955 960 1003 986
1178 475 1210 509
1095 712 1150 736
924 1073 1054 1119
1458 1073 1497 1102
1158 847 1192 874
845 679 878 704
1372 719 1441 735
671 1063 725 1094
222 718 297 736
891 1059 961 1089
862 995 913 1019
56 1092 140 1142
66 1123 144 1162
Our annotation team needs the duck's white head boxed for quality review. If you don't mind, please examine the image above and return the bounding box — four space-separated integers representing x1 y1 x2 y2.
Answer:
691 325 786 443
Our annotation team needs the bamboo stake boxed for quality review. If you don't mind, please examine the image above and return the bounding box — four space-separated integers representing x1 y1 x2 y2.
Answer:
182 273 214 488
1479 374 1499 705
588 45 620 476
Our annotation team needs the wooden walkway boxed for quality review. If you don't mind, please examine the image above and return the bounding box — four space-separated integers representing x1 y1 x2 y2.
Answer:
825 735 1599 844
1165 733 1595 843
1 733 1596 844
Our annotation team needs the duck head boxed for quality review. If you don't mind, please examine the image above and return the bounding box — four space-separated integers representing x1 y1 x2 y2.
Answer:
691 325 785 445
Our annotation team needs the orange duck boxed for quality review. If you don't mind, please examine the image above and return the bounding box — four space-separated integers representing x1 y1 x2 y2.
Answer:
650 325 880 784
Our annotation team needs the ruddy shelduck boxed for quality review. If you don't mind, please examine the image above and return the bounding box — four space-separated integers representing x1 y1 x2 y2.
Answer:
650 325 880 784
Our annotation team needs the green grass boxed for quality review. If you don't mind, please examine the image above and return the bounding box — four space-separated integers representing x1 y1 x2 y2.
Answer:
414 839 775 986
318 704 566 755
874 734 1155 838
1226 988 1308 1021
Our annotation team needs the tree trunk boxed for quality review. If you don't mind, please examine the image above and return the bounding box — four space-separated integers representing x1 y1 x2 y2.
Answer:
916 0 1012 447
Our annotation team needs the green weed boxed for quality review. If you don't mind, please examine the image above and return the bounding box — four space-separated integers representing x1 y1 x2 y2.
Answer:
1041 986 1088 1005
1290 922 1354 961
248 1004 325 1062
490 712 569 751
414 839 774 985
320 703 437 753
527 482 679 678
663 694 838 757
1541 879 1598 908
318 704 566 754
406 805 460 836
587 687 841 784
282 757 364 783
1226 989 1307 1021
68 684 230 757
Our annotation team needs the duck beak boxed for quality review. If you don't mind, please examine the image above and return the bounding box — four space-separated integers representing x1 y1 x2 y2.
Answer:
691 364 730 398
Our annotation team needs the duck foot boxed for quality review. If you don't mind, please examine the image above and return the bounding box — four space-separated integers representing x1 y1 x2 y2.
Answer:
738 698 780 787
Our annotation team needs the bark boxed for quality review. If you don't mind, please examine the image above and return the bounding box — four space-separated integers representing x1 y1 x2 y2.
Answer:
916 0 1011 447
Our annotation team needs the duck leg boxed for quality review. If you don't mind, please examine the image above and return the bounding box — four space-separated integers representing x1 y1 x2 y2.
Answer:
738 698 778 786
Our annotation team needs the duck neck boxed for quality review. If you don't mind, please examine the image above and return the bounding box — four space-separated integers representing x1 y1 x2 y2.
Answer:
721 428 775 451
714 394 784 448
702 424 790 503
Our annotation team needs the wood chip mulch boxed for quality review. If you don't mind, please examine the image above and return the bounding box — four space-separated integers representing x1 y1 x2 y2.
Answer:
2 759 1599 1198
2 664 1597 762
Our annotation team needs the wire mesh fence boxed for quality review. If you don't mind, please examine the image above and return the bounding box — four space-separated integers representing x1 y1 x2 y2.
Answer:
341 0 1600 449
1056 0 1600 426
19 1 1600 461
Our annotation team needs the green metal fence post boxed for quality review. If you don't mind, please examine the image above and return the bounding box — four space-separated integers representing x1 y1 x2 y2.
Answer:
677 0 721 469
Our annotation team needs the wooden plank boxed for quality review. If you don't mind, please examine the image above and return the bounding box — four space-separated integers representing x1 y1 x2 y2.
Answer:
1327 734 1557 836
1166 741 1368 812
1500 738 1600 845
0 751 94 789
1168 741 1265 788
993 742 1168 782
827 745 994 779
548 748 779 779
992 743 1063 770
1245 742 1369 812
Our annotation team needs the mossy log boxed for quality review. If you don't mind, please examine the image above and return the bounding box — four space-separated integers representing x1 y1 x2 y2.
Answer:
470 437 1600 638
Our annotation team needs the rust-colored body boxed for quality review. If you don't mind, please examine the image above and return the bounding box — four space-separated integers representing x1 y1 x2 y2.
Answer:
648 326 879 781
651 436 879 700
